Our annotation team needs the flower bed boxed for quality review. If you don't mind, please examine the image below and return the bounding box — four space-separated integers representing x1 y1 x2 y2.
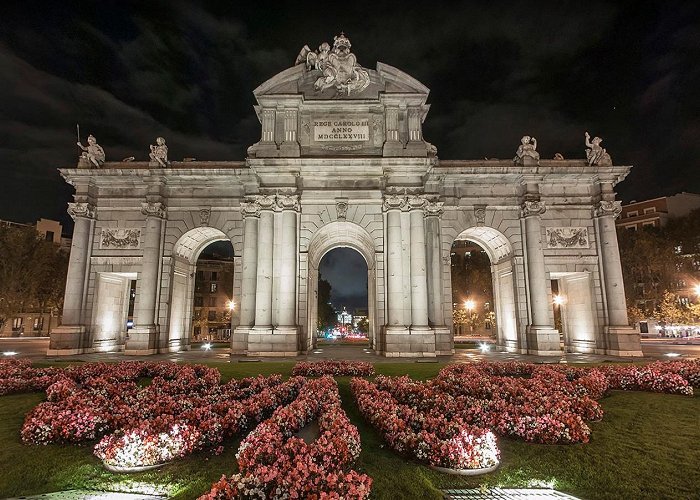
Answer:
292 360 375 377
18 361 306 469
0 359 64 395
353 359 699 465
352 377 500 471
202 376 372 499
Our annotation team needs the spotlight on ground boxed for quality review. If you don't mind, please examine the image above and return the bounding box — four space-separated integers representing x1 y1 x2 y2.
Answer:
2 351 18 356
201 343 212 351
665 352 681 357
479 343 491 353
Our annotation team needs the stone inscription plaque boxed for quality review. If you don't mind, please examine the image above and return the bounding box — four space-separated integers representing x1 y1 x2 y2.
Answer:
314 119 369 142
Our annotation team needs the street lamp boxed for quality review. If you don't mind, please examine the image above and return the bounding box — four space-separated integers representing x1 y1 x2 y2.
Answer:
694 284 700 297
464 299 476 312
227 300 235 311
553 295 566 306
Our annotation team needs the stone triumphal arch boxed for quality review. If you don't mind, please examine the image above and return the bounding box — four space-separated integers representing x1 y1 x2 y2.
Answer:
50 33 642 357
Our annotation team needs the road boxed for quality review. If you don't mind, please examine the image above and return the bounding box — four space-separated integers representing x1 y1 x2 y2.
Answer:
1 337 699 361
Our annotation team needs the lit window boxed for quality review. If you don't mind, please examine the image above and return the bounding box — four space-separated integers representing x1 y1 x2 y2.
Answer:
210 283 217 293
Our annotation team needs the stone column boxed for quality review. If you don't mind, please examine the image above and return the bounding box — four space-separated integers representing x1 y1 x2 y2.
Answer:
127 201 165 355
424 201 445 326
62 203 95 325
522 199 560 355
596 198 643 356
238 201 260 327
275 194 299 328
254 195 276 330
49 202 95 355
383 194 406 327
408 195 429 328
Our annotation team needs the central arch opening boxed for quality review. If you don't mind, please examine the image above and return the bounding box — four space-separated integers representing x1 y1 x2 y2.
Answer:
168 227 234 352
449 226 519 352
317 247 369 346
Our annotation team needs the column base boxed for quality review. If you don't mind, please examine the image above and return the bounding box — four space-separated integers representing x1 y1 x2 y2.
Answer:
166 338 190 353
231 326 251 354
566 339 597 354
526 325 562 356
245 326 299 356
602 326 643 357
92 338 125 353
48 326 89 355
384 325 436 357
432 326 453 355
125 326 159 355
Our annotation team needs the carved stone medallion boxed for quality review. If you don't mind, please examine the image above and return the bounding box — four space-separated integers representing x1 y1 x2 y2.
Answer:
545 227 589 249
100 228 140 249
474 205 487 226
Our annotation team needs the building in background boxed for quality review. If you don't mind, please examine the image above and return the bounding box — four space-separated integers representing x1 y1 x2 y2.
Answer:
0 218 71 337
191 258 235 341
617 192 700 231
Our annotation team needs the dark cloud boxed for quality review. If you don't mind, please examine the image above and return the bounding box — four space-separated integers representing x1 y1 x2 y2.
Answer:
0 0 698 228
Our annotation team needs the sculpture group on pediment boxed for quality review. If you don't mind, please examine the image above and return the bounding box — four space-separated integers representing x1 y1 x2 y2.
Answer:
585 132 612 166
296 33 370 95
513 135 539 162
77 134 105 167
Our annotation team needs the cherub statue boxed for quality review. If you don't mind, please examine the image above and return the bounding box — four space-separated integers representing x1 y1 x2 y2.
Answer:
584 132 611 165
514 135 539 162
77 134 105 167
149 136 169 167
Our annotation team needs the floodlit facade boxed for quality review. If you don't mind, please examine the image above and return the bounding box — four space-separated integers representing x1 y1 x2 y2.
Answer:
50 35 642 357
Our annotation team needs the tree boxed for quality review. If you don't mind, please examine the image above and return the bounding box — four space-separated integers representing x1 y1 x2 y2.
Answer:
317 278 336 333
617 226 678 313
657 291 692 325
357 317 369 335
0 225 67 329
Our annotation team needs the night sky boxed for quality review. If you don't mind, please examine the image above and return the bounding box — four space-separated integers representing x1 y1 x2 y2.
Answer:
1 1 698 306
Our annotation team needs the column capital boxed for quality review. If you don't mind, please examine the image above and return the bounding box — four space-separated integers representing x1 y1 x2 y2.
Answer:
407 193 429 211
521 200 546 218
595 200 622 218
424 200 444 218
141 201 166 219
67 202 96 220
382 192 407 212
241 200 261 218
250 194 276 211
276 193 300 211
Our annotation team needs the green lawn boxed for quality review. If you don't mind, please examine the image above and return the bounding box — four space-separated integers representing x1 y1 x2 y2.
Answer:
1 361 698 499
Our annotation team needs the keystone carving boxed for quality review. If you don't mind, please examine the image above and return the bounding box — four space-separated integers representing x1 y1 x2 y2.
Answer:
67 202 95 220
199 208 211 226
336 199 348 220
474 205 487 226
